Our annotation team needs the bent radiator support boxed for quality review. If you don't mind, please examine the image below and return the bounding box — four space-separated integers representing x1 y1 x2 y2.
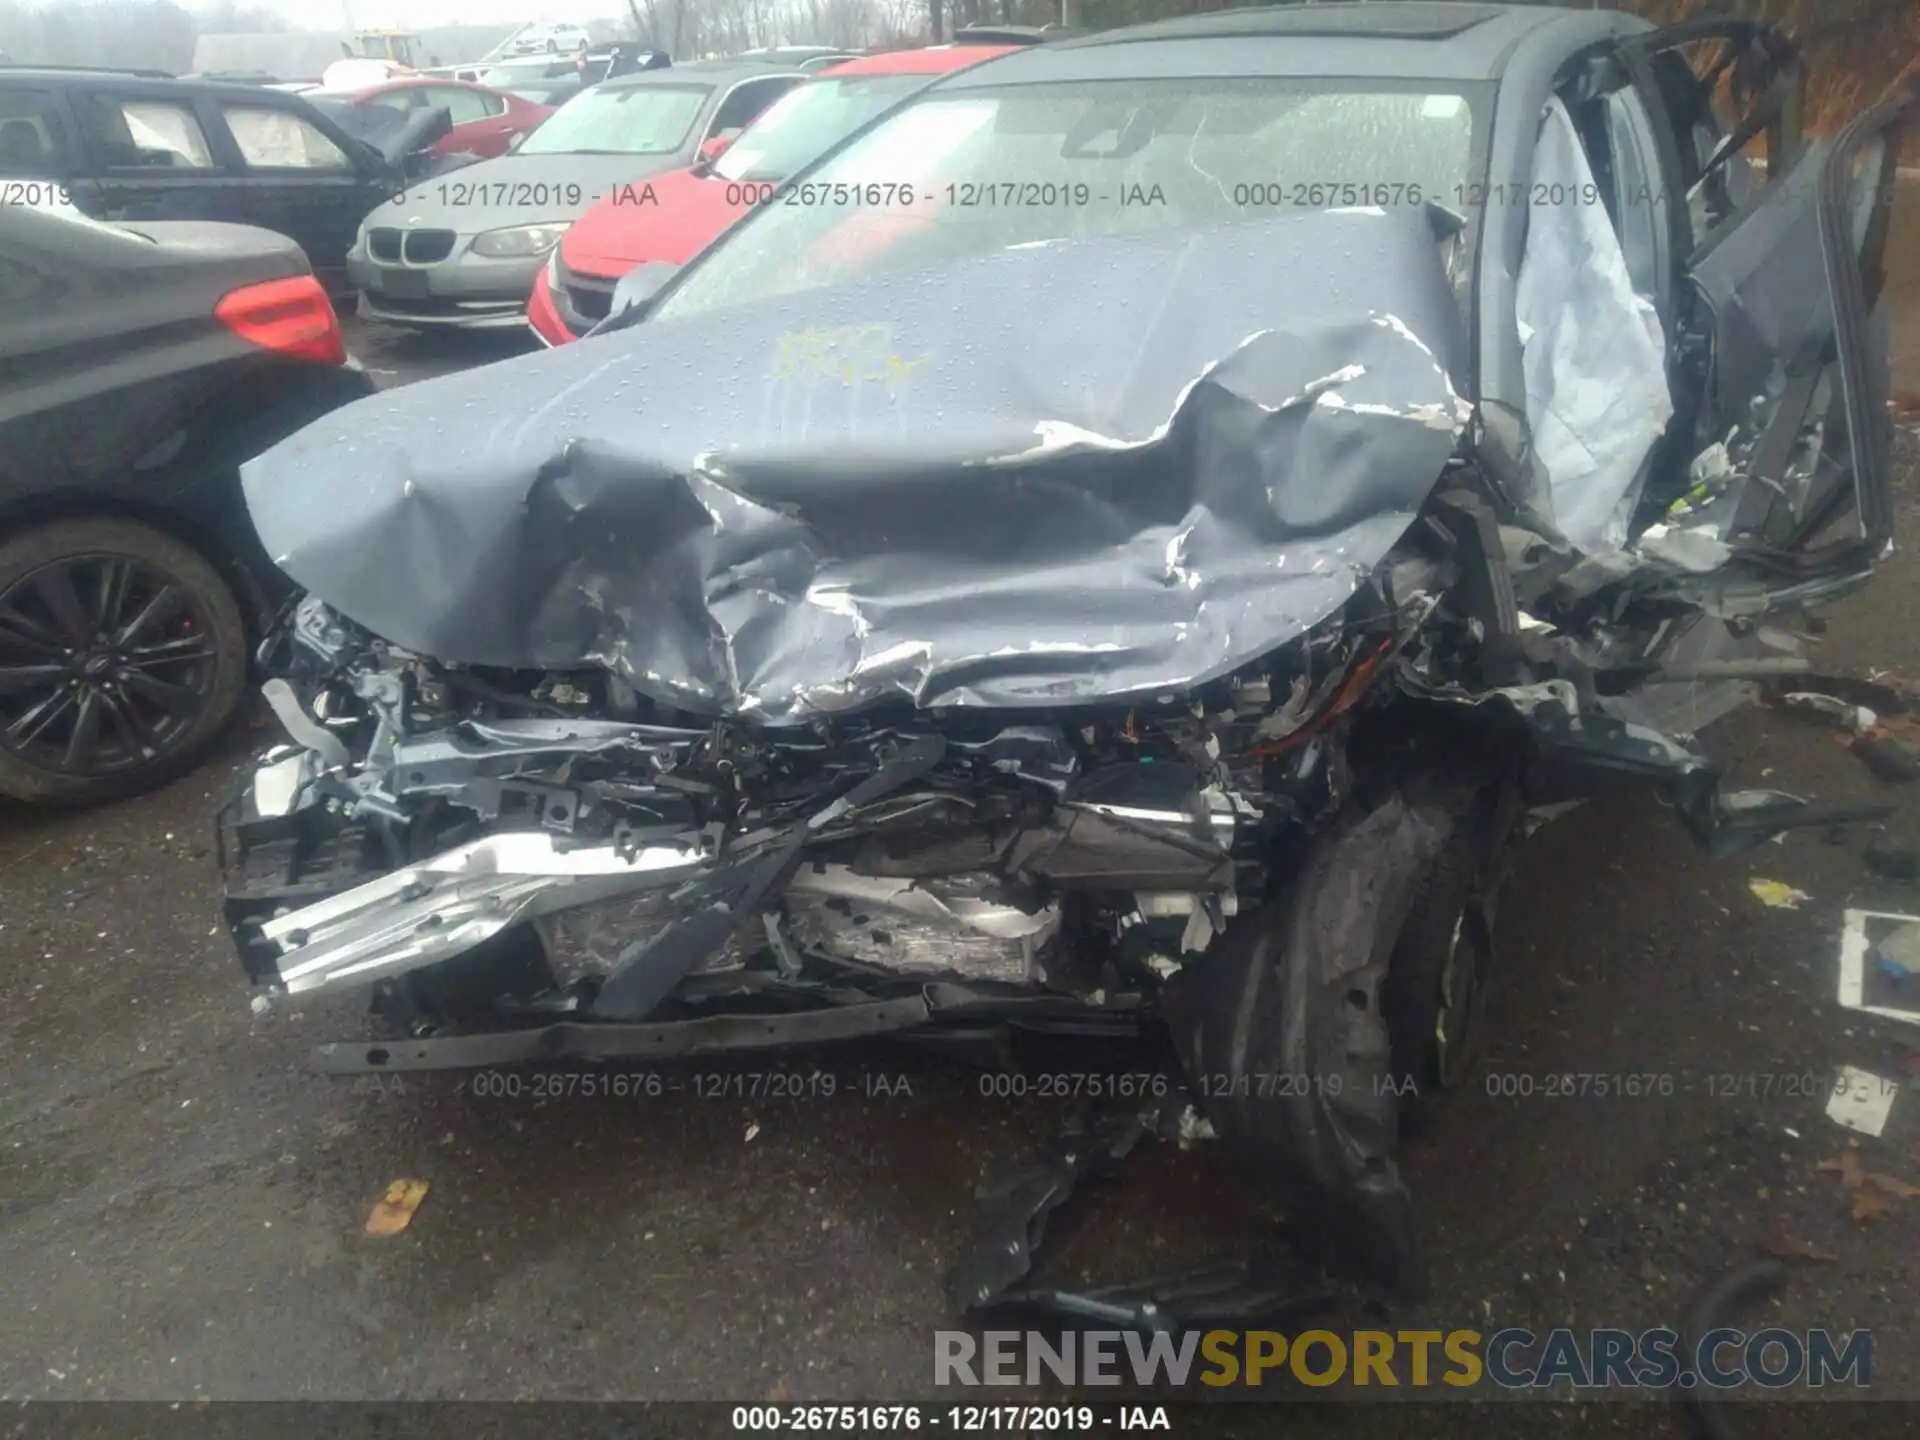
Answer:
263 830 709 995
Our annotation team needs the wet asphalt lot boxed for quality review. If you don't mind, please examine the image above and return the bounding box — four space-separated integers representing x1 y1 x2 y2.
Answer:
5 262 1920 1436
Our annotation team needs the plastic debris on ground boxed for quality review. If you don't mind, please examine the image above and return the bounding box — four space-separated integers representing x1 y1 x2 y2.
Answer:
363 1178 429 1237
1782 692 1879 733
1769 679 1920 780
1823 1068 1898 1140
1837 910 1920 1027
1749 879 1811 910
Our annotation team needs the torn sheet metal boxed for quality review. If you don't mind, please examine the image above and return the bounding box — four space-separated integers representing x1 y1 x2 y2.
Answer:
240 208 1467 721
265 830 706 994
783 867 1059 983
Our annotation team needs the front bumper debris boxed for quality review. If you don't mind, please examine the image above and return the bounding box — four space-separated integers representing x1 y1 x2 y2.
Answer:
309 981 1147 1074
263 830 709 996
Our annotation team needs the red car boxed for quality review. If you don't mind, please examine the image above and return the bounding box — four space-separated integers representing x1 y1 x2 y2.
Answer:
528 44 1019 345
335 78 552 160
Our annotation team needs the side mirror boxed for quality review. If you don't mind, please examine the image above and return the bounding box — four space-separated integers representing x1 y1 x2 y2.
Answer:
698 132 734 164
592 261 680 333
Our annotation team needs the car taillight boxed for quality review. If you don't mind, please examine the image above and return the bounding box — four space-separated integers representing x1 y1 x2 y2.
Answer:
214 275 346 366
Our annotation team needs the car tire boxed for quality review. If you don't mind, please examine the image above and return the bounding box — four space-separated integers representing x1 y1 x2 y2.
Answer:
1380 825 1499 1131
0 517 248 806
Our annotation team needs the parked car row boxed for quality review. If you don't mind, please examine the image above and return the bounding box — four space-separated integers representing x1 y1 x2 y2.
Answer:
0 50 680 299
348 58 811 330
351 35 1050 338
527 42 1026 344
0 40 914 321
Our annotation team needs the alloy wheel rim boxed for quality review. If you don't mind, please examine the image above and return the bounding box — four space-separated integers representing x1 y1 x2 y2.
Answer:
0 553 219 776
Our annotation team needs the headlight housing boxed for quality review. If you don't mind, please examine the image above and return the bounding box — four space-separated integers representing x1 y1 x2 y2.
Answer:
471 224 569 259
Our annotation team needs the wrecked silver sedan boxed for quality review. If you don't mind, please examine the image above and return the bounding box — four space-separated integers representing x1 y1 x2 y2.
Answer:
218 5 1916 1300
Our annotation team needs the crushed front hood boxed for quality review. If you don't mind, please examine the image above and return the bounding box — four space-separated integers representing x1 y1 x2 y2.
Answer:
242 207 1470 721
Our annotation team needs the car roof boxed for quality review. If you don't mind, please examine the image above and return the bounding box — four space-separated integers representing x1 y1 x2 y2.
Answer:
350 76 492 93
0 65 176 83
937 2 1649 87
598 59 806 90
817 44 1021 79
739 46 856 59
0 67 284 96
481 57 580 72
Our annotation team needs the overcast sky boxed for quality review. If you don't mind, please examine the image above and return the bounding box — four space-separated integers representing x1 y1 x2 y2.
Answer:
202 0 632 31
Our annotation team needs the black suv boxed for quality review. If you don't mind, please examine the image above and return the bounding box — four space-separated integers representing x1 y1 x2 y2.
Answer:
0 203 375 804
0 68 421 294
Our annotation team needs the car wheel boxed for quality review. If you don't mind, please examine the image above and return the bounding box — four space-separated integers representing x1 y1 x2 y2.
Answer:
1380 826 1499 1129
0 517 248 805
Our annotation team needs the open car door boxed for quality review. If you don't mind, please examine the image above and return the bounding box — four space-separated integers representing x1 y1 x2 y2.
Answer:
1618 20 1918 611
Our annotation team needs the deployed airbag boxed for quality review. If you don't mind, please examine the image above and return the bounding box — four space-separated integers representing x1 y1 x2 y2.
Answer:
1515 98 1674 555
243 208 1470 721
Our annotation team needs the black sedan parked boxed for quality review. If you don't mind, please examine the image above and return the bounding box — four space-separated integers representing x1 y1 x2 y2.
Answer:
0 68 430 295
0 204 375 804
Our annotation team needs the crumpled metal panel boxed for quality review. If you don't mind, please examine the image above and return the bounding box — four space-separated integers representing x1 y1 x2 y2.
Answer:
783 866 1060 983
263 831 706 995
241 208 1468 722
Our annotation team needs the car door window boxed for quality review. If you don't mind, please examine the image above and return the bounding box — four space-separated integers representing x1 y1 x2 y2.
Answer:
1599 90 1671 311
706 78 802 142
1636 25 1802 250
0 88 76 175
430 88 492 124
74 94 214 170
221 106 351 169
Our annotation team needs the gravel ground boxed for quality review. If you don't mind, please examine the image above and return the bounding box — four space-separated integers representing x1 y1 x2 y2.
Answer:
4 300 1920 1437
